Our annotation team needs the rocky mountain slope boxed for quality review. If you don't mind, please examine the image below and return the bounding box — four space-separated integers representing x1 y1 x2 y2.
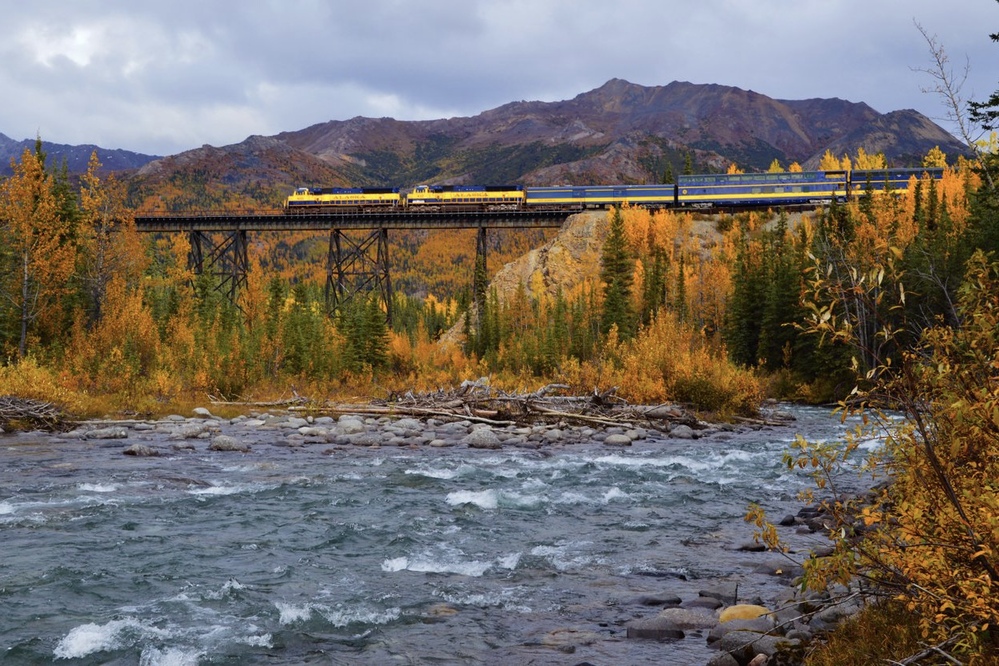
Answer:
268 79 966 190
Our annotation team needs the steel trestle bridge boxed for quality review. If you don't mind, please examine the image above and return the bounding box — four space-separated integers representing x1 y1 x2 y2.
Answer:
134 209 574 321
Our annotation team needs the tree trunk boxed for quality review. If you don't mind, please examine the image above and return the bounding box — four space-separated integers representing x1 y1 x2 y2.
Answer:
19 249 29 358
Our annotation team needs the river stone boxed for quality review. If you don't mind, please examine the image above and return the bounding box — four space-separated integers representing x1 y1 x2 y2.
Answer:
347 433 381 447
716 630 790 662
463 428 502 449
543 428 563 442
655 607 717 630
670 424 696 439
209 435 250 452
86 426 128 439
298 426 327 438
541 627 601 648
625 615 685 641
192 407 214 418
603 433 632 447
719 604 773 624
392 418 423 434
630 593 683 607
337 419 366 435
285 417 309 429
683 596 723 610
708 616 775 644
123 443 158 456
698 583 740 605
706 653 740 666
178 423 214 439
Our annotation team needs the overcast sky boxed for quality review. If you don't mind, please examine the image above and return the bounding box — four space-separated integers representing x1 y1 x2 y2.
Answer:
2 1 996 156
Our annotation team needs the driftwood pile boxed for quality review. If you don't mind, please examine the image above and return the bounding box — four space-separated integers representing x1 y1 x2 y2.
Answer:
305 381 703 431
0 396 68 431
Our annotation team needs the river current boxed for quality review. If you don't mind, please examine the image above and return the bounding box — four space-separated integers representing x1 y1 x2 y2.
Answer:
0 406 866 665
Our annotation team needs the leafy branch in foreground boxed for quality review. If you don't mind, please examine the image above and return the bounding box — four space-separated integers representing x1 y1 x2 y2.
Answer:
748 251 999 661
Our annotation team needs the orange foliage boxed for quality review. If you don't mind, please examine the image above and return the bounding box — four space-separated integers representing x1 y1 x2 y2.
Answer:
0 148 77 357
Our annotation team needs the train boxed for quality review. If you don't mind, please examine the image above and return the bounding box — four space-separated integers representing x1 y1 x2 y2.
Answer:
285 167 945 213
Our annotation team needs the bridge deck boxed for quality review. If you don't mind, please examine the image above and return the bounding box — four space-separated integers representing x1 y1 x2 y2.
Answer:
134 209 574 232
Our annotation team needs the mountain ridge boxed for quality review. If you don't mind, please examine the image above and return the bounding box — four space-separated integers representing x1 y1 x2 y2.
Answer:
2 79 969 207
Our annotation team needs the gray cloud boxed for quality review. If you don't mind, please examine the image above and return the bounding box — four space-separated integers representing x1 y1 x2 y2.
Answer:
1 0 995 155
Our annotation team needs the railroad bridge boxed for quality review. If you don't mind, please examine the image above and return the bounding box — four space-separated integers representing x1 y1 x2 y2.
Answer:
134 209 572 321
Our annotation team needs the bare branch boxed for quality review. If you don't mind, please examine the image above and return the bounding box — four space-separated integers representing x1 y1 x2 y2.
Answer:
912 21 995 188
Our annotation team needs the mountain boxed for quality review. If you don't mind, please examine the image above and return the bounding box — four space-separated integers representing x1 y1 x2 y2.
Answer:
4 79 968 207
0 133 159 177
262 79 967 192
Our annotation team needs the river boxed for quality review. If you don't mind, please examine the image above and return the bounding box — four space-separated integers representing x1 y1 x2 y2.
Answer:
0 405 869 665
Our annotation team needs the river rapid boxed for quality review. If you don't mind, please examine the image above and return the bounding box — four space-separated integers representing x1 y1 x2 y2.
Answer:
0 405 868 665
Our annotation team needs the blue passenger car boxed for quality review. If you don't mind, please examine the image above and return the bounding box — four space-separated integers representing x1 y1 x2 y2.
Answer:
676 171 848 208
525 184 676 209
848 168 944 196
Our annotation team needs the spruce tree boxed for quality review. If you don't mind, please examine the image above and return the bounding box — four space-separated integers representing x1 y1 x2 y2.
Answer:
600 208 635 339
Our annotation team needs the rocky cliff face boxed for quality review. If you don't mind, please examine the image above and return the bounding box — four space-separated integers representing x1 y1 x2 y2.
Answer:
439 211 610 348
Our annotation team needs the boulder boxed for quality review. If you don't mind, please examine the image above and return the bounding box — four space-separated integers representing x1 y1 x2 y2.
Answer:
192 407 214 418
463 428 502 449
716 630 793 663
86 426 128 440
719 604 773 624
708 616 775 644
670 424 696 439
178 423 213 439
654 607 717 630
603 433 632 447
625 615 685 641
337 418 366 435
209 435 250 452
706 653 740 666
123 443 158 456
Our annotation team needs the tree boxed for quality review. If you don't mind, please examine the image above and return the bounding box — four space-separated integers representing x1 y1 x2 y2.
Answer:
683 151 694 175
77 152 144 326
819 150 843 171
922 146 948 168
0 147 76 357
767 159 783 173
600 208 635 339
853 147 887 170
915 20 996 189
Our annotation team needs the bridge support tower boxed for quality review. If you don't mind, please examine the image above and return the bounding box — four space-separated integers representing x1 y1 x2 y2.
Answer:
187 230 248 303
326 227 393 324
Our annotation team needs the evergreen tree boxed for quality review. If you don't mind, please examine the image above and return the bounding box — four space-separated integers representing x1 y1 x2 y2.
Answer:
640 247 668 326
724 228 764 366
600 208 635 339
683 152 694 175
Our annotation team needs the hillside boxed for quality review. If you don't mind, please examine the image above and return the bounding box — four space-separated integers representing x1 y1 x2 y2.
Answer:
0 132 158 177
